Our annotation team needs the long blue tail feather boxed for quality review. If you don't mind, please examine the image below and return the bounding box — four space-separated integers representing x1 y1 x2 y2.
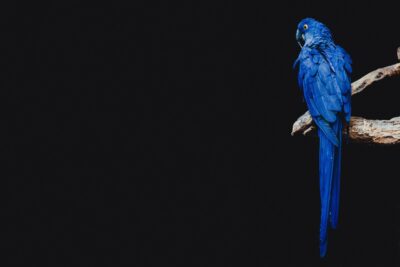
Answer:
318 119 342 257
329 121 342 229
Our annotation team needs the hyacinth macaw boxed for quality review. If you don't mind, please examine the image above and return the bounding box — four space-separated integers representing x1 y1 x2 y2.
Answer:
293 18 352 257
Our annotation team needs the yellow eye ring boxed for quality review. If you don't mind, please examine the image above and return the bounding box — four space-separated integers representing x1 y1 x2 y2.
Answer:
303 24 308 30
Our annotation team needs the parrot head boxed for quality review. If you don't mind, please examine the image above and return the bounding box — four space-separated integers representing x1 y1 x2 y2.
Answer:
296 18 333 48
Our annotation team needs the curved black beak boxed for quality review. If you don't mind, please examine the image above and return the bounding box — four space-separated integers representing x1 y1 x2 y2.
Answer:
296 29 305 48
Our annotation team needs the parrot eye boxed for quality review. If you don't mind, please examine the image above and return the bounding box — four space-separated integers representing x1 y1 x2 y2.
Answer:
303 24 308 30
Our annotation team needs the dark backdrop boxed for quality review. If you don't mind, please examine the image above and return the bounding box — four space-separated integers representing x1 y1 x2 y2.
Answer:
4 2 400 266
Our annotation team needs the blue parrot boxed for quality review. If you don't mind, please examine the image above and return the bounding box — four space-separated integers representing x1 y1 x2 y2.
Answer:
293 18 352 257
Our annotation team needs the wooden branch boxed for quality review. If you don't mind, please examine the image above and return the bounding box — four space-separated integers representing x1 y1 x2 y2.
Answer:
349 116 400 145
291 48 400 144
351 62 400 95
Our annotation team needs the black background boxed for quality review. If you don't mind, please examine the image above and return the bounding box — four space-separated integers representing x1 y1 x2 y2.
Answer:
4 2 400 266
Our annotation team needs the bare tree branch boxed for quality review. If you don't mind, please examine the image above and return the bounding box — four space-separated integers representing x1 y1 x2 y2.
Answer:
291 48 400 144
351 62 400 95
349 116 400 145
